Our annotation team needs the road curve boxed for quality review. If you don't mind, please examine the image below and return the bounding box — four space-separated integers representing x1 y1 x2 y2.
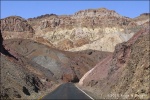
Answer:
41 83 93 100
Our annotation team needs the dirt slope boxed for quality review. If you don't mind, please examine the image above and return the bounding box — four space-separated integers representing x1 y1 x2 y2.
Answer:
3 39 110 83
0 31 58 99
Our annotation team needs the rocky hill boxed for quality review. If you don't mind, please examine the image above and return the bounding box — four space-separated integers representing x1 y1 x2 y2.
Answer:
0 16 35 39
1 8 149 52
79 27 150 99
0 31 59 99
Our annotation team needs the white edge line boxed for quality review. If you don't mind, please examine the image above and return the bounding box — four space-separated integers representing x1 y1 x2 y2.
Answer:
75 85 95 100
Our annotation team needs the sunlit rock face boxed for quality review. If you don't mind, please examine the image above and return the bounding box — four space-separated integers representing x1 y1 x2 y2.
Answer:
27 8 149 52
1 8 149 52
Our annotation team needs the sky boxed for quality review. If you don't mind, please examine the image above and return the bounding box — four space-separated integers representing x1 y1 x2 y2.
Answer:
1 1 149 19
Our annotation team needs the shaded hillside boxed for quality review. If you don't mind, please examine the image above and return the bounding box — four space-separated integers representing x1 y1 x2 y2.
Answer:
0 30 16 58
0 32 58 99
3 39 110 82
79 28 150 99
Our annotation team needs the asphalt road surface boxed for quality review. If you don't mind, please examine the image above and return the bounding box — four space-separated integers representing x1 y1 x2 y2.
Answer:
41 83 93 100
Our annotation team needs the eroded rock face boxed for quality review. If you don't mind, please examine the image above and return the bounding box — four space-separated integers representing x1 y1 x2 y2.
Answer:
73 8 122 18
27 8 145 51
1 8 149 51
79 28 150 99
1 16 34 39
133 13 150 25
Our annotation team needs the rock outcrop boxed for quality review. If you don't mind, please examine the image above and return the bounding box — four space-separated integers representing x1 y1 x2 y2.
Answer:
1 16 34 39
79 27 150 99
73 8 122 18
133 13 150 25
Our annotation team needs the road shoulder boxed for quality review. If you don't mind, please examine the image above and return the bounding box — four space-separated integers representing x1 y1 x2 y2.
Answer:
75 83 98 100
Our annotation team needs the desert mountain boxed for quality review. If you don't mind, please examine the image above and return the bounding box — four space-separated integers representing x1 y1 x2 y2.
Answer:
1 8 149 52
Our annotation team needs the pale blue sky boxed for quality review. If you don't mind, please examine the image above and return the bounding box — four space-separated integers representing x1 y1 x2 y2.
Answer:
1 1 149 19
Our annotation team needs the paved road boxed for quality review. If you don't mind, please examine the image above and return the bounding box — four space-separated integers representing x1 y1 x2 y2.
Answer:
41 83 93 100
